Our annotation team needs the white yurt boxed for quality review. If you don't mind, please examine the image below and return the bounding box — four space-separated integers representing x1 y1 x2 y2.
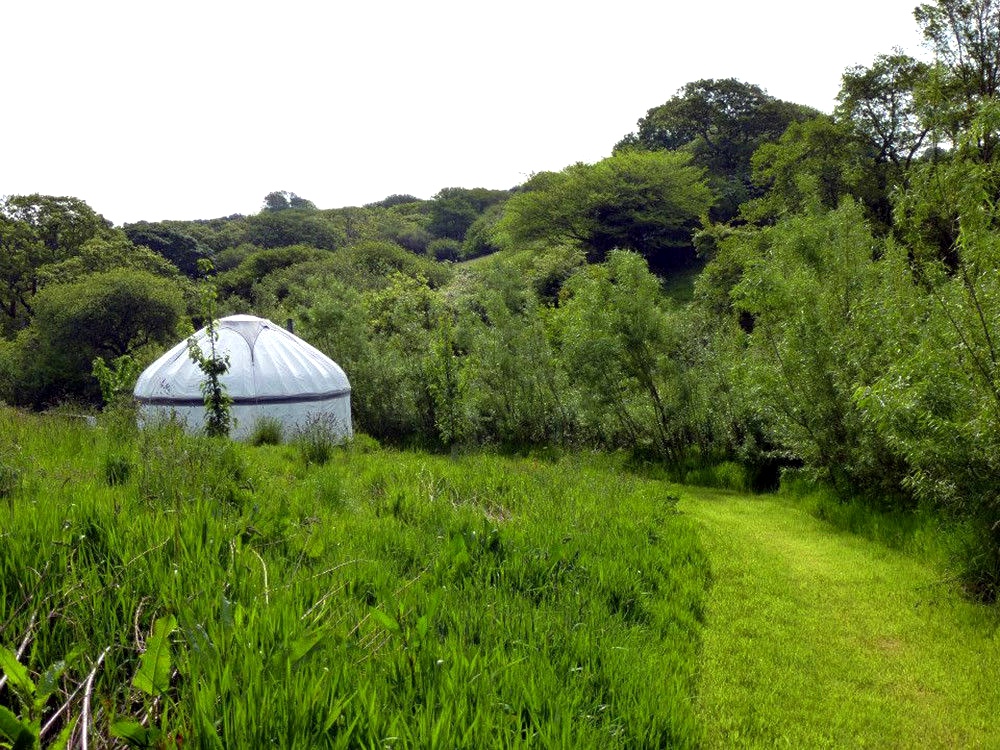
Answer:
134 314 352 441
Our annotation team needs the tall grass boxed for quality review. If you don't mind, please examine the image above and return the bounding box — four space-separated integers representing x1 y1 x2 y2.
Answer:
0 407 707 748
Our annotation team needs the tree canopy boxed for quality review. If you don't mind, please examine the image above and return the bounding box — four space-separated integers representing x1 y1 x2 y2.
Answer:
499 150 715 269
616 79 817 220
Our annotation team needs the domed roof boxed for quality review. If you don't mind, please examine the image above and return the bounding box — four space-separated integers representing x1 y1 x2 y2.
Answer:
134 314 350 405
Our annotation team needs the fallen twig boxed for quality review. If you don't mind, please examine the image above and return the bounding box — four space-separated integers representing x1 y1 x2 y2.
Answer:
40 675 87 739
80 646 110 750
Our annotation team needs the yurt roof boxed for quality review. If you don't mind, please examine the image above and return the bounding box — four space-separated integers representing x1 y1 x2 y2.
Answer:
134 314 350 405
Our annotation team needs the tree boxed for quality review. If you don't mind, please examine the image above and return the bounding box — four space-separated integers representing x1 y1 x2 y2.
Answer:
364 194 422 209
37 230 181 286
743 116 881 225
216 245 328 302
724 201 911 496
262 191 316 212
837 51 931 172
240 210 345 250
124 221 214 277
499 150 715 269
616 79 817 220
426 187 509 242
0 195 110 329
553 250 694 462
915 0 1000 159
10 269 184 406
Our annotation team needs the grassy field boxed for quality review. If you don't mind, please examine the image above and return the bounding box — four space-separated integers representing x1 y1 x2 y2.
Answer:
680 489 1000 749
4 407 1000 749
0 408 707 748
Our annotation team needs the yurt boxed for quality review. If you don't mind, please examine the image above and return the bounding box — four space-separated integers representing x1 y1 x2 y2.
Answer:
134 314 352 441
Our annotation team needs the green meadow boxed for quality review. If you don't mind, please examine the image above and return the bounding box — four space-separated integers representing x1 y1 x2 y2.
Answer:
0 409 706 748
4 408 1000 748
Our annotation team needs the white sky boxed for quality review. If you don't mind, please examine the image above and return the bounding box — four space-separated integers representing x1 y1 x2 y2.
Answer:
4 0 927 226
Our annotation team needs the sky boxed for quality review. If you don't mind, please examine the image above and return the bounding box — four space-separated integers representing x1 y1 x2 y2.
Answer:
4 0 928 226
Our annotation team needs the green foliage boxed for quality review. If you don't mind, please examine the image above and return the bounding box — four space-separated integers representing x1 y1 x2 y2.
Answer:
0 459 22 499
452 268 571 447
239 209 345 251
915 0 1000 157
295 414 342 465
743 116 880 224
426 237 463 261
726 202 910 497
616 79 817 220
215 244 328 302
365 193 422 209
124 220 214 277
461 202 504 259
7 270 184 406
92 354 142 408
553 251 695 463
187 260 232 438
262 190 316 212
427 186 509 242
0 194 112 331
856 141 1000 597
103 453 134 486
836 51 930 172
133 615 177 696
499 151 715 268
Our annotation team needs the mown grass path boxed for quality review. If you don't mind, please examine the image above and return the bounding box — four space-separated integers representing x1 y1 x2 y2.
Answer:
678 490 1000 748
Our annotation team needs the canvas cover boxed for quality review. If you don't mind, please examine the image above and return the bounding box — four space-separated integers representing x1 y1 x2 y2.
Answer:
134 314 352 440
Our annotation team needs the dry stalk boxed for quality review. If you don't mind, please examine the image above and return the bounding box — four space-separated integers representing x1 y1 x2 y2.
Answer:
251 547 270 605
80 647 110 750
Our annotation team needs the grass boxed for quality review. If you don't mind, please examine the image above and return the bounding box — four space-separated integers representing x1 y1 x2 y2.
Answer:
679 487 1000 748
0 407 707 748
6 405 1000 748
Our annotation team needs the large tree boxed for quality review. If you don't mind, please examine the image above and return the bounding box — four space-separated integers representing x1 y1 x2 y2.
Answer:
10 268 184 405
0 195 111 330
262 191 316 212
835 52 931 227
837 51 931 172
915 0 1000 158
616 79 817 221
499 150 715 269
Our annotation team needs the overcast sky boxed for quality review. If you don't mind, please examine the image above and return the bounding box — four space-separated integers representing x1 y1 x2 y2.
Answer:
4 0 927 226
